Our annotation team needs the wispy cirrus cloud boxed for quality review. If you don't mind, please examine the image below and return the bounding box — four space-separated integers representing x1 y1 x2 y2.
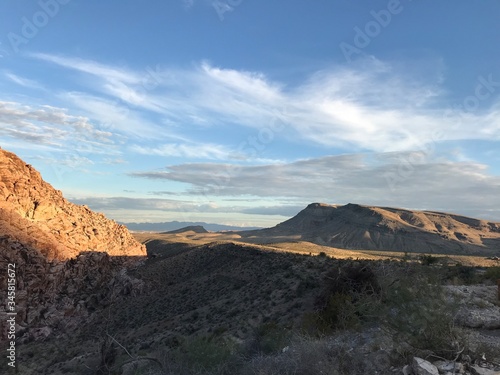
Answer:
28 53 500 158
0 101 114 150
31 53 142 85
61 92 166 140
9 52 500 221
130 142 240 160
68 195 302 222
69 196 222 212
4 72 44 90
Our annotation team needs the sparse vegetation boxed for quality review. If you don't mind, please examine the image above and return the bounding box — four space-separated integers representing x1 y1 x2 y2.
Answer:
419 254 440 266
484 266 500 281
13 237 500 374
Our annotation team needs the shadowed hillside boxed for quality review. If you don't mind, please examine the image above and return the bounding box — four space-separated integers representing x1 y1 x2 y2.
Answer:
2 149 500 374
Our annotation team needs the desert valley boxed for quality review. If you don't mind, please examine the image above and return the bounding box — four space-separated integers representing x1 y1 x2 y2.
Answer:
3 2 500 374
1 148 499 375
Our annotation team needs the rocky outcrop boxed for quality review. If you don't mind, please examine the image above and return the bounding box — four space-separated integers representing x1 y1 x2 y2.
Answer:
0 148 146 260
404 357 500 375
446 285 500 330
0 235 145 342
0 148 146 342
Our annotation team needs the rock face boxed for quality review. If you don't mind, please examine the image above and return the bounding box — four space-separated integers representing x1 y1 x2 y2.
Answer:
0 236 144 342
412 357 440 375
239 203 500 255
405 357 500 375
0 148 146 260
0 148 146 342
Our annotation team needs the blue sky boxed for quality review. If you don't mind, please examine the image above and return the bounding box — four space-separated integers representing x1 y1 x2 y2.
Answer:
1 0 500 226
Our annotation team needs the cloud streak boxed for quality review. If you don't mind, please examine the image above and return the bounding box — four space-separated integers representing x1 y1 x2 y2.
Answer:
28 53 500 159
129 153 500 220
0 101 114 151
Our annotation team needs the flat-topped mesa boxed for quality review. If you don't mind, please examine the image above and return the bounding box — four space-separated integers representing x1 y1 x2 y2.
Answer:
241 202 500 255
306 202 337 209
0 148 146 260
164 225 209 234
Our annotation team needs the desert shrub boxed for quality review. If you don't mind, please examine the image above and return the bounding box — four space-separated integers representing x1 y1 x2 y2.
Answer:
444 264 478 284
244 323 292 356
380 266 463 357
307 263 382 332
319 263 381 300
419 254 440 266
172 335 236 373
296 276 318 297
308 261 464 358
96 336 117 375
483 266 500 282
239 333 390 375
315 292 359 331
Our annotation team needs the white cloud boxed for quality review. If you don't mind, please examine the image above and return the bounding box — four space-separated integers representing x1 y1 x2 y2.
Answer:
69 196 226 213
61 92 166 139
29 54 500 156
130 142 239 160
0 101 114 151
9 54 500 223
182 0 195 10
4 72 44 90
31 53 141 85
129 153 500 221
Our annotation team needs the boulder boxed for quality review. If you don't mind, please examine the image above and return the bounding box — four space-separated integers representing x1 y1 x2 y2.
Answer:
412 357 439 375
471 365 500 375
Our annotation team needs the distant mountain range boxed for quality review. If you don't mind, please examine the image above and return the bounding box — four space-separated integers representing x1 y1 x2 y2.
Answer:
163 225 209 234
122 221 262 232
238 203 500 256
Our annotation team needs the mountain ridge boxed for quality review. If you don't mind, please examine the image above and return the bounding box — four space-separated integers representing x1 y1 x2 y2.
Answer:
0 148 146 345
0 148 146 260
238 202 500 255
123 221 262 232
163 225 209 234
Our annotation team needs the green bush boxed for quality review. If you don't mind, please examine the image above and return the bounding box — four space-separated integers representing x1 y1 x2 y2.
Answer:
174 335 235 372
307 263 383 333
316 292 360 330
484 266 500 282
419 254 440 266
380 267 463 357
247 323 292 355
444 264 478 284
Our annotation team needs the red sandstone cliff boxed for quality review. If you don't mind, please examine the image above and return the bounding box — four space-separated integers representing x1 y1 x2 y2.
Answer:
0 148 146 260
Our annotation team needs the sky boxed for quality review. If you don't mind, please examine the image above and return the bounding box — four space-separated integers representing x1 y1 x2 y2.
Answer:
0 0 500 227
